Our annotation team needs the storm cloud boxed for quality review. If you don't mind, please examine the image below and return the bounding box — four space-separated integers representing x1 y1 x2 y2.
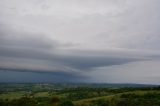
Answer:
0 0 160 84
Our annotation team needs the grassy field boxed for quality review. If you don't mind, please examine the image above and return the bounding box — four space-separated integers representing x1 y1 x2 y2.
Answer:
0 83 160 106
0 91 26 100
74 90 160 105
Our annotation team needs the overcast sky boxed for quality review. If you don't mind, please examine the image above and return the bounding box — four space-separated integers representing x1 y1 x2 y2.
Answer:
0 0 160 84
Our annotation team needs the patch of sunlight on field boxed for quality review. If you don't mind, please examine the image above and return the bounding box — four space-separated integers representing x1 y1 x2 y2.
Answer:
34 92 50 97
0 91 26 100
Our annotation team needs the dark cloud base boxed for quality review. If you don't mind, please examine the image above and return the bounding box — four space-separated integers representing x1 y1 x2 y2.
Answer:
0 70 87 83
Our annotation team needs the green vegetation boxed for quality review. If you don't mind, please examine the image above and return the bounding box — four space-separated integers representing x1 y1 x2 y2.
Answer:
0 83 160 106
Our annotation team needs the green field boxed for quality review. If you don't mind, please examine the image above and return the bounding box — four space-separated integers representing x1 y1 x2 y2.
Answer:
0 83 160 106
74 90 160 106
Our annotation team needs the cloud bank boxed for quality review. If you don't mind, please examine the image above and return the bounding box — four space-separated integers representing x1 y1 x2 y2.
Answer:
0 0 160 84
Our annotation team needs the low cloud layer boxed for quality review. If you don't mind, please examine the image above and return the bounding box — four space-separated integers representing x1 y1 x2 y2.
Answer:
0 0 160 84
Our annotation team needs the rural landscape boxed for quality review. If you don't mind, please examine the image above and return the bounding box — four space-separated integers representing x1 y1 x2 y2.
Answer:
1 0 160 105
0 83 160 106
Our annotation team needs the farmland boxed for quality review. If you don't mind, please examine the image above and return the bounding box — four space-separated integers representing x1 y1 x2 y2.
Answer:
0 83 160 106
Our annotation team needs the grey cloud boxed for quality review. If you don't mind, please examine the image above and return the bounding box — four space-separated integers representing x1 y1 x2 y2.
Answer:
87 60 160 84
0 24 148 75
1 0 160 50
0 24 57 49
0 0 160 83
0 46 144 73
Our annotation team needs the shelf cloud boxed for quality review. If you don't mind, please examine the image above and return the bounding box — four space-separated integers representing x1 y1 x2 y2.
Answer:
0 0 160 84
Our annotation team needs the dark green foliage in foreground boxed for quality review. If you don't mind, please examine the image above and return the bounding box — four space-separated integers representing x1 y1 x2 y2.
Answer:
76 91 160 106
90 99 110 106
0 96 37 106
115 93 160 106
60 100 74 106
0 97 74 106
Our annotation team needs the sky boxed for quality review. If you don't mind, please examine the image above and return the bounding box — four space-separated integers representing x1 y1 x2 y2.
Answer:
0 0 160 84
